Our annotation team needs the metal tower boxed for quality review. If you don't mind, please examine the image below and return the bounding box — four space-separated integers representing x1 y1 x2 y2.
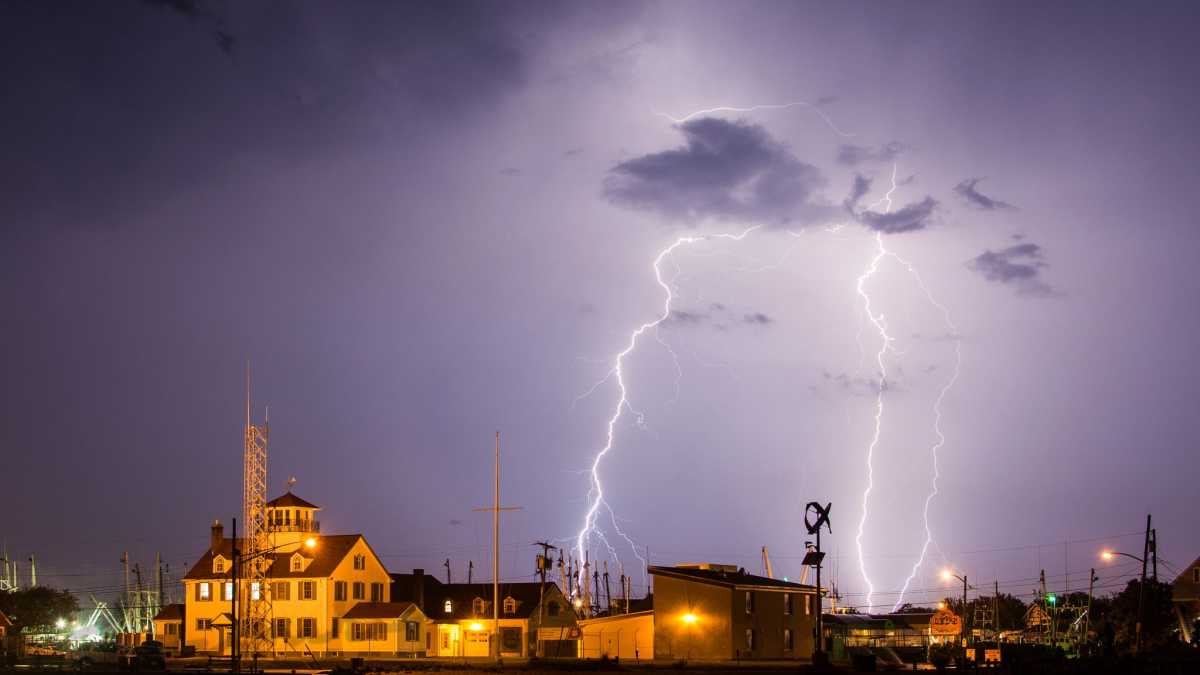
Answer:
242 368 272 657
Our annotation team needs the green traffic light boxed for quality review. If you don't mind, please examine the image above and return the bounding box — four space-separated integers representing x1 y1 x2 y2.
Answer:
1046 593 1057 605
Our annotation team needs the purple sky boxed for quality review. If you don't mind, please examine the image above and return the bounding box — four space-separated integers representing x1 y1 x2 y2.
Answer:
3 1 1198 611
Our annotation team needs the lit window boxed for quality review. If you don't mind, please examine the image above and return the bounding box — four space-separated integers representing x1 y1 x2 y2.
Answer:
745 628 755 651
224 582 233 601
291 556 303 572
805 594 812 616
783 593 792 616
745 591 754 614
783 628 793 651
214 557 225 574
444 599 453 613
198 582 211 600
503 597 517 615
473 597 486 615
251 582 261 601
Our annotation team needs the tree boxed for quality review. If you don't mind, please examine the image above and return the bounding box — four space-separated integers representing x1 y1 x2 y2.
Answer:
1107 579 1176 650
0 587 80 632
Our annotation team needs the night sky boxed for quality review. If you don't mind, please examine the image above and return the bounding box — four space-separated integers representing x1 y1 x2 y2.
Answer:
3 1 1198 611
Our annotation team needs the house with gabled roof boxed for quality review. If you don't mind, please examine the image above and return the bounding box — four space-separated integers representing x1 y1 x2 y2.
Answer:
1170 554 1200 643
390 568 580 657
183 491 422 657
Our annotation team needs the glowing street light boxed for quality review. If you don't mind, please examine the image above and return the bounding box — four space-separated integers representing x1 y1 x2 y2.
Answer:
55 618 66 629
468 622 484 632
1099 549 1142 564
304 537 317 549
681 613 698 625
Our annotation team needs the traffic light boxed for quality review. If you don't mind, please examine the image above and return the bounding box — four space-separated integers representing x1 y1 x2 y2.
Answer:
1046 593 1057 605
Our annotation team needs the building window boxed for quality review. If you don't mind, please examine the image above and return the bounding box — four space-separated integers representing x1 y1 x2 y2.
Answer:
299 618 316 638
745 591 755 614
224 582 234 601
291 556 303 572
547 600 560 617
196 619 212 631
353 554 365 570
442 631 449 649
274 618 290 639
301 581 316 600
251 582 261 601
503 597 517 615
198 582 211 601
745 628 755 651
334 581 347 601
214 558 225 574
165 623 178 635
273 581 291 601
405 621 419 642
351 623 365 641
368 624 387 641
331 618 339 639
805 594 812 616
783 593 793 616
783 628 793 651
443 599 453 614
370 582 384 602
473 597 486 615
352 582 365 600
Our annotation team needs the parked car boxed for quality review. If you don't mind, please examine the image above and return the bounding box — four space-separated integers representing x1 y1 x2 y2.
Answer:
118 640 165 671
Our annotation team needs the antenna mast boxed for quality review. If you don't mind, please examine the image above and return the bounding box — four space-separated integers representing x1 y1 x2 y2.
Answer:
242 363 271 657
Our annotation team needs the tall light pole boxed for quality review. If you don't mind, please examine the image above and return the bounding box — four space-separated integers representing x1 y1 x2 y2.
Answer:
1100 548 1147 653
941 569 971 645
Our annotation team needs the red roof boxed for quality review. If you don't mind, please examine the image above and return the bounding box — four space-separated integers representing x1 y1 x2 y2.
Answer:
266 492 320 509
342 602 423 620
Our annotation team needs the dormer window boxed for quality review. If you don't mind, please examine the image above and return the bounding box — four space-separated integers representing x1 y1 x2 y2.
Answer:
443 600 453 614
503 597 517 615
213 556 226 574
472 597 486 615
291 554 304 572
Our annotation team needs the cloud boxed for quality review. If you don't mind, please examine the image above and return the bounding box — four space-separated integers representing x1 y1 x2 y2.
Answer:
844 173 872 212
836 142 904 166
669 309 709 324
563 147 584 157
967 242 1053 295
955 178 1013 210
603 117 830 225
743 312 772 325
859 196 938 234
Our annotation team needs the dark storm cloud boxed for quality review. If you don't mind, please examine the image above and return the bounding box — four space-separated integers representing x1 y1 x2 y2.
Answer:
140 0 235 54
836 142 904 166
0 1 538 234
955 178 1014 210
669 309 709 324
967 242 1052 295
603 118 829 225
844 174 872 212
743 312 772 325
858 196 938 234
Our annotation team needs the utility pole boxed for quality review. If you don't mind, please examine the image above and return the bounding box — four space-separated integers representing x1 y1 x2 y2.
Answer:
444 558 452 584
472 432 521 661
603 561 612 613
28 554 36 588
1085 568 1097 644
533 541 558 657
994 580 1000 634
468 560 474 585
231 517 240 675
1136 513 1151 654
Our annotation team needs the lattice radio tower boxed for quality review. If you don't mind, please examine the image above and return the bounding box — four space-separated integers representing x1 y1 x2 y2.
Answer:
242 366 272 657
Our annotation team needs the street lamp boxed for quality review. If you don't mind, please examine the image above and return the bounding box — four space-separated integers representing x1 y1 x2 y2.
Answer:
941 569 971 643
230 518 318 673
1099 549 1147 653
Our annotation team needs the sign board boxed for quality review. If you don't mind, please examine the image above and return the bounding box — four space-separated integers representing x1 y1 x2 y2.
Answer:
930 608 963 636
981 648 1001 663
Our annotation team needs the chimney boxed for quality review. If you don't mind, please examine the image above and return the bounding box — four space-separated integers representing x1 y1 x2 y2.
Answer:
414 568 425 612
211 520 224 553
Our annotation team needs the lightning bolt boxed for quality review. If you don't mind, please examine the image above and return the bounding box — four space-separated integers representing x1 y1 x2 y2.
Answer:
853 163 963 612
654 101 855 137
890 254 962 610
575 226 761 584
